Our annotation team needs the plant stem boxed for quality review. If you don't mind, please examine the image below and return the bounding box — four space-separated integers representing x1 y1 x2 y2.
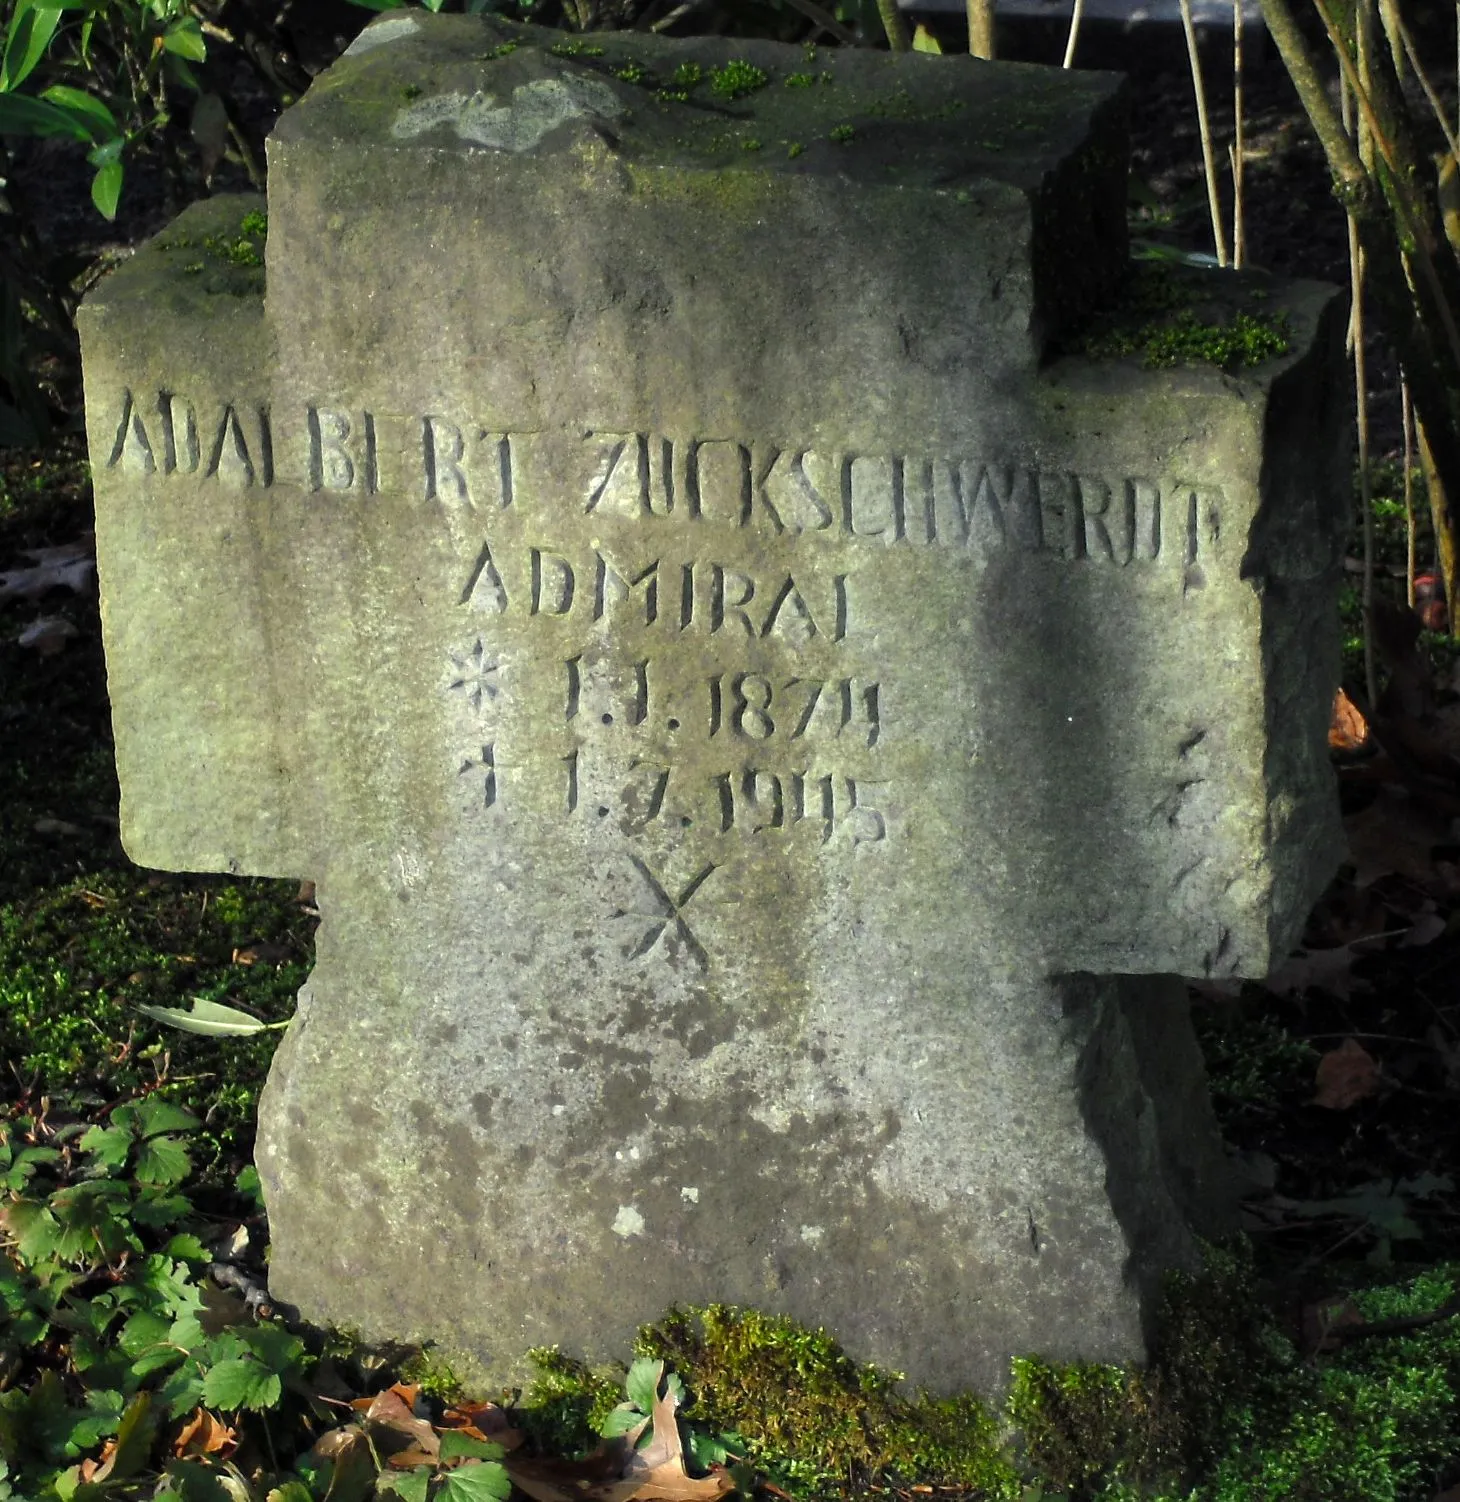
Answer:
968 0 996 56
1232 0 1245 266
1403 376 1416 608
1063 0 1086 67
876 0 912 49
1179 0 1230 266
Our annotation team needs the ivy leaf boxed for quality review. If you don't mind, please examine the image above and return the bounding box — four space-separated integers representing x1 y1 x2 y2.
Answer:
202 1359 282 1413
376 1470 431 1502
438 1433 505 1464
238 1323 305 1374
625 1358 663 1417
78 1125 133 1173
2 1198 63 1265
132 1101 201 1140
436 1462 513 1502
133 1136 191 1189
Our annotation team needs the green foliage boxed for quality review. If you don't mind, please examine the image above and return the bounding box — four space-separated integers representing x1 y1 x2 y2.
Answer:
516 1346 625 1456
634 1305 1018 1498
1073 263 1291 370
0 871 310 1158
709 61 769 101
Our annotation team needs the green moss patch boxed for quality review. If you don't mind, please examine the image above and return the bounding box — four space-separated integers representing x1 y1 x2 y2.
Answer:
1072 262 1291 371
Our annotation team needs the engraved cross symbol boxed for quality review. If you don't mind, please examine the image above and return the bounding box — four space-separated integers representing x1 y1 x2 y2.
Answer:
616 855 716 971
447 639 499 712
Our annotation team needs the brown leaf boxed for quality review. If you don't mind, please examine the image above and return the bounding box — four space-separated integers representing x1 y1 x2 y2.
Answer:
1344 787 1460 894
0 541 94 600
1265 940 1381 1003
442 1400 524 1452
232 940 292 966
1313 1038 1382 1110
1300 1296 1366 1354
1329 686 1371 752
173 1408 238 1459
621 1373 735 1502
506 1446 634 1502
355 1386 439 1463
17 615 78 656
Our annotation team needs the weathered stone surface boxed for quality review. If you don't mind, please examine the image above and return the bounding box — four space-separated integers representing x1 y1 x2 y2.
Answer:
79 13 1348 1395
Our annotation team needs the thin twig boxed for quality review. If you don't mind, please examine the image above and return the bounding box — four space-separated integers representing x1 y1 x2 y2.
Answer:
648 0 712 32
1394 14 1460 166
1179 0 1230 265
1232 0 1245 266
1343 59 1380 709
774 0 862 46
1403 375 1417 607
1063 0 1086 67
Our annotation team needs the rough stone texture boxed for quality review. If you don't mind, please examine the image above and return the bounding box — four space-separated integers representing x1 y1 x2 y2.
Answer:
79 14 1349 1396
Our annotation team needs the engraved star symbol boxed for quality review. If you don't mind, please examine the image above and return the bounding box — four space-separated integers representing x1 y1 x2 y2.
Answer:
447 639 500 712
614 854 716 971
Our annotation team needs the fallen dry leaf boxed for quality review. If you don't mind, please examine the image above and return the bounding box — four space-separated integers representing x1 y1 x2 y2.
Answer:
621 1368 735 1502
173 1408 238 1459
1265 939 1383 1003
1329 686 1371 752
1344 786 1460 893
232 940 292 966
17 615 78 656
442 1399 524 1451
0 540 94 600
506 1369 732 1502
1313 1037 1382 1110
351 1384 441 1466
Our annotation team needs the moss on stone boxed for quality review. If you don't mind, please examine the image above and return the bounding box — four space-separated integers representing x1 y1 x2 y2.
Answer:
1071 261 1292 371
500 1249 1460 1499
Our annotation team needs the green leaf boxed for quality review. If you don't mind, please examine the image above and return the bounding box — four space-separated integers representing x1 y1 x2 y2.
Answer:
89 158 122 220
1 3 64 92
37 84 115 140
78 1124 133 1172
133 1135 191 1188
625 1357 662 1416
238 1322 305 1374
911 22 941 51
160 16 205 61
101 1392 157 1483
133 1100 201 1140
131 1191 193 1229
265 1485 316 1502
436 1461 512 1502
2 1198 62 1265
345 0 411 10
438 1433 505 1464
162 1459 234 1502
138 999 279 1037
120 1308 173 1358
236 1164 263 1211
600 1405 645 1438
157 1363 206 1420
202 1358 282 1412
0 90 92 140
375 1471 430 1502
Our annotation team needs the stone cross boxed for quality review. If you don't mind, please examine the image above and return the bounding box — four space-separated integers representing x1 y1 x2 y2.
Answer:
80 12 1348 1395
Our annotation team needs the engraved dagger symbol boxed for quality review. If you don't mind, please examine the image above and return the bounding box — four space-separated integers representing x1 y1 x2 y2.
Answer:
615 854 716 971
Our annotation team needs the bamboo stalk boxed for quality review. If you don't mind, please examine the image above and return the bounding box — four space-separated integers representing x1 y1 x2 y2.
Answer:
1344 66 1380 707
1063 0 1086 66
1403 376 1417 608
1179 0 1230 265
1393 15 1460 166
1232 0 1246 266
876 0 912 49
968 0 996 57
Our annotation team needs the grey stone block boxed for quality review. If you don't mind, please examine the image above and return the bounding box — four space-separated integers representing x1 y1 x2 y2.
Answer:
79 14 1348 1396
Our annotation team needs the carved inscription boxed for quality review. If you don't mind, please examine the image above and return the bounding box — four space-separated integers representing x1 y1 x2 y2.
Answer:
106 389 1231 861
105 392 1223 568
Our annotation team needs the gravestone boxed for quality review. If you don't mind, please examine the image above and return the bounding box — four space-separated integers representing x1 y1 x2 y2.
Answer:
79 13 1349 1395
